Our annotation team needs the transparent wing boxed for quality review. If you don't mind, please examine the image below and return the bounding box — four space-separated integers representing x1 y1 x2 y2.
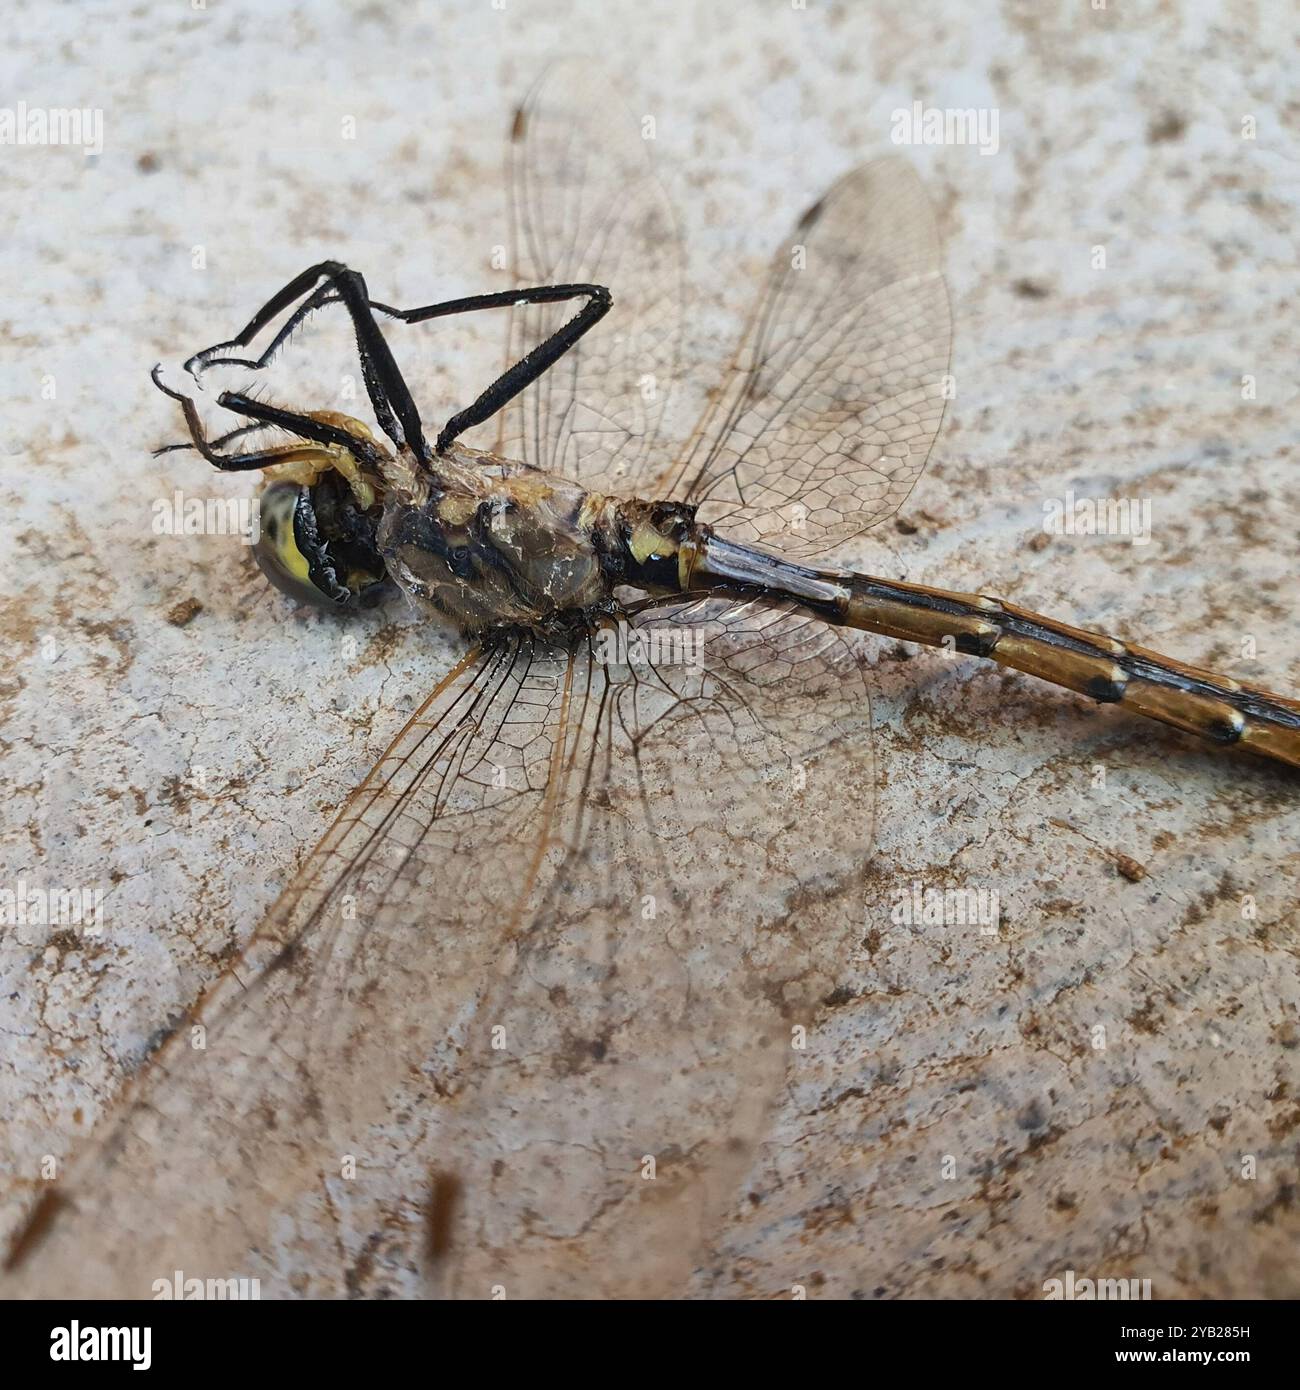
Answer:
6 642 559 1296
7 602 873 1298
488 59 686 497
659 159 952 563
434 596 873 1297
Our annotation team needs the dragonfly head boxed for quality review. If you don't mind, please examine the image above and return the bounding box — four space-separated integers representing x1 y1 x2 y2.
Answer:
254 474 390 610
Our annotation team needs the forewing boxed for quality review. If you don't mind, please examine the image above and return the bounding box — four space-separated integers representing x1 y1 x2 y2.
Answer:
7 640 573 1297
660 159 952 563
489 59 686 496
434 596 874 1297
8 602 874 1298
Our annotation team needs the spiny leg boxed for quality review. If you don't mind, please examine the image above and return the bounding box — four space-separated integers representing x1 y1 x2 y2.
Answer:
154 396 382 461
366 283 612 453
198 276 613 454
181 261 429 460
153 420 266 458
182 263 350 377
152 366 365 473
185 282 342 382
214 391 387 468
176 266 610 461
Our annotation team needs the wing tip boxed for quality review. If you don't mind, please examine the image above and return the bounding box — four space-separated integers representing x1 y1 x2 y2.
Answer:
797 194 826 230
4 1187 70 1274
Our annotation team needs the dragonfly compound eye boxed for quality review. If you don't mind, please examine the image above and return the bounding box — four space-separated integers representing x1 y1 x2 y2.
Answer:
254 479 389 611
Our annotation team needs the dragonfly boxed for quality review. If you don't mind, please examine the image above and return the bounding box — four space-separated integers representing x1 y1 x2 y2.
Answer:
9 60 1300 1301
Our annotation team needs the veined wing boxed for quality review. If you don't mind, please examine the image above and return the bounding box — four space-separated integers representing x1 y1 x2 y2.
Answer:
489 59 686 497
659 159 952 563
495 81 950 564
433 596 873 1296
5 639 569 1296
7 601 872 1298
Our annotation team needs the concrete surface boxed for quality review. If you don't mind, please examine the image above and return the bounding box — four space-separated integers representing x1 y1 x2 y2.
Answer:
1 0 1297 1297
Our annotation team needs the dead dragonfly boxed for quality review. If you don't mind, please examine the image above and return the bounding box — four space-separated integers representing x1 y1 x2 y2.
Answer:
11 61 1299 1301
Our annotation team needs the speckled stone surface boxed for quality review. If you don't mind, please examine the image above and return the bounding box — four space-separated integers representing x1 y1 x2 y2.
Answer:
1 0 1297 1297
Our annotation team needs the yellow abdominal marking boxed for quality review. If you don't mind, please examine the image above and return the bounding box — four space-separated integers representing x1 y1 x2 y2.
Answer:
628 515 699 588
677 536 700 591
628 520 678 564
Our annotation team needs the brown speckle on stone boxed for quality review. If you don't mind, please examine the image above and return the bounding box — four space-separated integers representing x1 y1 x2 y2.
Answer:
1115 853 1147 882
1148 111 1186 143
166 597 203 627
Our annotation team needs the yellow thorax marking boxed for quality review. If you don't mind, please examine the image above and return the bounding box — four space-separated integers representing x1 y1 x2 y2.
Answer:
435 464 559 529
262 411 381 510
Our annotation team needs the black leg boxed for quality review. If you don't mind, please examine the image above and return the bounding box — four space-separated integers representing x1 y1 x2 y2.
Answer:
153 420 266 458
329 268 428 458
175 266 611 465
183 263 347 376
184 282 342 381
182 261 429 461
151 366 367 473
368 283 611 453
215 391 387 468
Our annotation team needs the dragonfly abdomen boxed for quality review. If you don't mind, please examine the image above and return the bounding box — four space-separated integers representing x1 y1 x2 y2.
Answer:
691 533 1300 769
851 578 1300 767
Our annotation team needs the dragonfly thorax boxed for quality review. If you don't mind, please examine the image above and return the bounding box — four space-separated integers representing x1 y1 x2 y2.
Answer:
377 446 623 636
